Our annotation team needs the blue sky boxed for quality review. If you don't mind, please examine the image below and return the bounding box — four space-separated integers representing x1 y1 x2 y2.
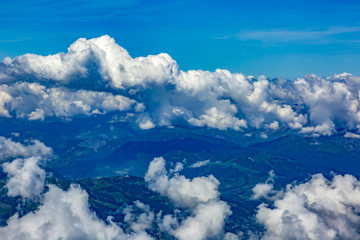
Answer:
1 0 359 79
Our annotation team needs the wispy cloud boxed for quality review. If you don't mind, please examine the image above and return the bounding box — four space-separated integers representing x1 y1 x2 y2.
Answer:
0 38 32 43
219 27 360 44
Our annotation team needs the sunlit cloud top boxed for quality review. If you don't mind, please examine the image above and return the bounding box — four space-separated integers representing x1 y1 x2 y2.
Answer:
0 35 360 137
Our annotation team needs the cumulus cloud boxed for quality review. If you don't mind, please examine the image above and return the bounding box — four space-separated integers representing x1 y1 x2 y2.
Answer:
0 139 236 240
0 184 153 240
0 151 235 240
123 201 155 234
145 157 220 209
0 137 52 160
255 173 360 240
173 200 231 240
0 82 136 120
1 35 178 89
1 137 52 199
0 137 154 239
251 170 276 200
344 132 360 139
145 157 233 240
1 35 360 133
3 157 45 199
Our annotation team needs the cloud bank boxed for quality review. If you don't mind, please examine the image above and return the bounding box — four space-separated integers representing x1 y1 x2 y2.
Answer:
0 35 360 135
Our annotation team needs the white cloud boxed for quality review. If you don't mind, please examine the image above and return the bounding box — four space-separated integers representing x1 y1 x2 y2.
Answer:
260 133 268 139
0 137 154 239
3 157 45 199
138 119 155 130
1 35 360 135
231 27 360 44
2 35 178 89
0 137 52 160
344 132 360 139
255 173 360 240
188 105 247 131
145 157 220 209
123 201 155 234
174 200 231 240
224 232 241 240
170 162 184 173
0 151 236 240
0 184 154 240
0 82 136 120
266 121 279 130
145 157 234 240
0 137 52 199
251 170 276 200
190 160 210 168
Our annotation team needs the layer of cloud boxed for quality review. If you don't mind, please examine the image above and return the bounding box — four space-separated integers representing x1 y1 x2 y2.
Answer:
1 35 360 135
255 173 360 240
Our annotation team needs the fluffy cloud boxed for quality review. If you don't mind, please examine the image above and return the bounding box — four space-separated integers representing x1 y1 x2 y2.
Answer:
255 173 360 240
0 137 155 240
344 132 360 139
0 137 234 240
173 200 231 240
251 170 276 200
293 74 360 135
3 157 45 199
0 137 52 160
145 157 220 209
0 139 235 240
145 157 233 240
1 35 178 89
123 201 155 234
0 82 136 120
2 35 360 134
1 137 52 199
9 139 360 240
0 151 234 240
0 184 153 240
